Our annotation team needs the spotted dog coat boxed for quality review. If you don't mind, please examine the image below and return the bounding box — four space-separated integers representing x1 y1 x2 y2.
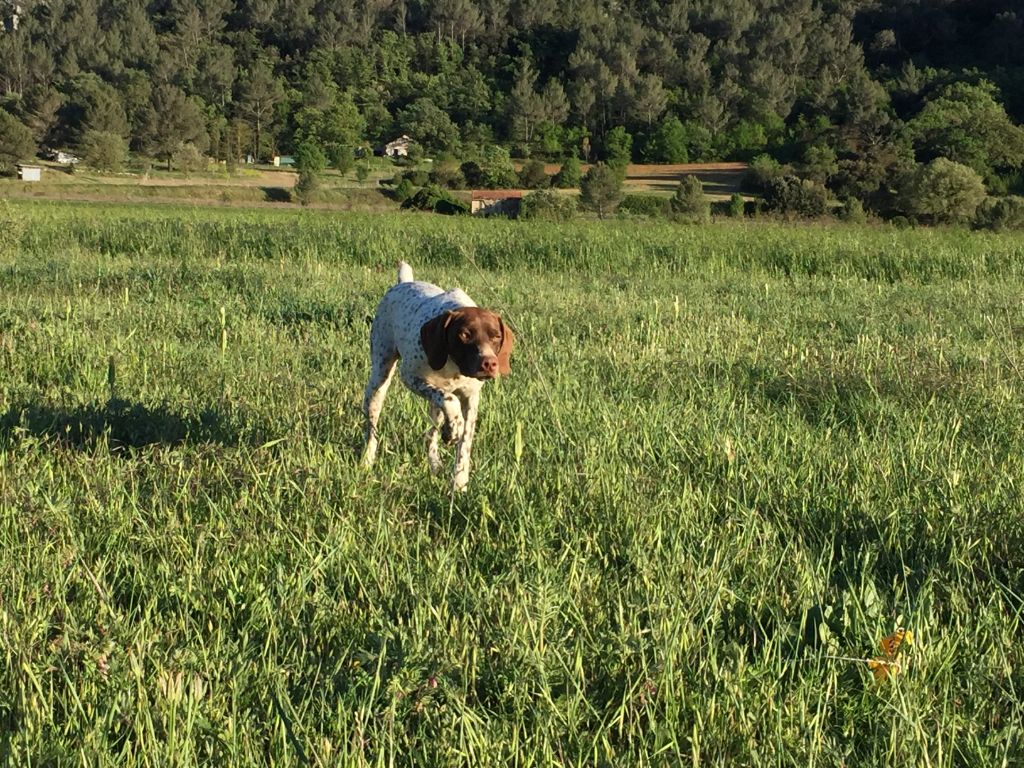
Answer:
361 261 514 491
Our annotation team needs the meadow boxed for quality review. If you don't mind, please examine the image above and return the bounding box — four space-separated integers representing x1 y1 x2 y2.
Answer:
1 200 1022 766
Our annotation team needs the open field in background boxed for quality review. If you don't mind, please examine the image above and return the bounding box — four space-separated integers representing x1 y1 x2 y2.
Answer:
0 161 749 209
1 201 1023 765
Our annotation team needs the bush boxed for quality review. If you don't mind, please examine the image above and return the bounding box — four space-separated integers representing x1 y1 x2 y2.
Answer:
604 126 632 171
393 177 416 202
295 140 327 174
618 194 668 217
78 130 128 171
839 197 867 224
746 154 784 191
670 175 710 222
294 171 318 205
641 114 688 164
403 184 469 215
519 190 577 222
429 155 465 189
728 193 746 218
553 155 581 189
404 169 430 186
898 158 986 225
480 146 518 188
763 175 829 217
460 161 484 188
355 163 370 183
579 162 624 219
518 159 550 190
172 142 206 175
974 196 1024 231
330 146 354 174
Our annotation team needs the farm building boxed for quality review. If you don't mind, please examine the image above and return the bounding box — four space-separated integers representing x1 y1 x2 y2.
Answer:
272 155 295 167
384 135 413 158
470 190 524 217
17 164 41 182
45 149 80 165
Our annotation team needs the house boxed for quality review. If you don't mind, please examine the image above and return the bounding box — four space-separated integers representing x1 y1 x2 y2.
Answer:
44 149 80 165
2 2 20 31
470 190 523 217
384 135 413 158
17 164 42 182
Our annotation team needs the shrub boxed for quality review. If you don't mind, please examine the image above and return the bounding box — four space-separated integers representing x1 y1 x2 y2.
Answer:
294 140 328 205
670 175 710 222
460 161 484 188
403 183 469 215
78 130 128 171
839 197 867 224
519 190 577 222
604 126 632 171
330 146 354 174
429 155 465 189
746 154 784 191
404 169 430 186
898 158 986 225
480 146 518 188
641 114 689 163
518 159 550 190
618 194 668 217
295 140 327 174
294 171 318 205
728 193 746 218
393 177 416 202
763 175 829 217
974 196 1024 231
172 142 206 175
355 162 370 183
579 162 624 219
553 155 582 189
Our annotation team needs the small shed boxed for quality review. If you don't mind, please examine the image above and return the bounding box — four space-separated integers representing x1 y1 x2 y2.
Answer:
384 135 413 158
17 164 42 182
470 190 523 217
272 155 296 167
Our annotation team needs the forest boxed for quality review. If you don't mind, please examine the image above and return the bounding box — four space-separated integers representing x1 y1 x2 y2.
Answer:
2 0 1024 216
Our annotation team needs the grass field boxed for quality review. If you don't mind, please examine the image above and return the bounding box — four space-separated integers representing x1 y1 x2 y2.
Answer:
1 200 1023 765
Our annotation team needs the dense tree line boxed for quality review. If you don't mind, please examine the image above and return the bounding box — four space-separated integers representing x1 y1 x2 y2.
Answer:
1 0 1024 213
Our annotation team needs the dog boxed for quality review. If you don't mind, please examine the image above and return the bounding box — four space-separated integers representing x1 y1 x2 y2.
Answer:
361 262 515 491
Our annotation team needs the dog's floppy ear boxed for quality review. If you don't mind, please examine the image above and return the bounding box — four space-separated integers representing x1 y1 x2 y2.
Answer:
496 318 515 375
420 312 453 370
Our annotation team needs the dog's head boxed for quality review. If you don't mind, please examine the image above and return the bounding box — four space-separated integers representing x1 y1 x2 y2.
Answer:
420 307 515 379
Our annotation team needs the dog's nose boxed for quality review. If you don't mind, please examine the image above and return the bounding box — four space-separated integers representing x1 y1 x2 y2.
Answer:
479 356 498 376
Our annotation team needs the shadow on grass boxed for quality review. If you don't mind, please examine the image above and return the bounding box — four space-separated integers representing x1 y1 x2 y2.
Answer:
0 398 247 450
261 186 292 203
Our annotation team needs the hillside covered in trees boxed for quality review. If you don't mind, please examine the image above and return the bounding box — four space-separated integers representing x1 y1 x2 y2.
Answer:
2 0 1024 215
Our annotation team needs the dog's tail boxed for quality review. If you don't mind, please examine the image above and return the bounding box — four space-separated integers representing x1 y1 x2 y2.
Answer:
397 261 414 283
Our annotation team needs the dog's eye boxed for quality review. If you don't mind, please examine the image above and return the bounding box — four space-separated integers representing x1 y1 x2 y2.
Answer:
459 330 471 342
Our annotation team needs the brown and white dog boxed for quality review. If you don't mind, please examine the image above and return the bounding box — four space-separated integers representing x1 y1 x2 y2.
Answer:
361 261 514 491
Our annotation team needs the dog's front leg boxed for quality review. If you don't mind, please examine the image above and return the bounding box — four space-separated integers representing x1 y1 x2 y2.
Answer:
452 389 480 492
425 404 444 474
402 371 464 450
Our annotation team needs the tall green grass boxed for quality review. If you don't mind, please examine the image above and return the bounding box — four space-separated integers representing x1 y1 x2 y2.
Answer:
1 201 1022 765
